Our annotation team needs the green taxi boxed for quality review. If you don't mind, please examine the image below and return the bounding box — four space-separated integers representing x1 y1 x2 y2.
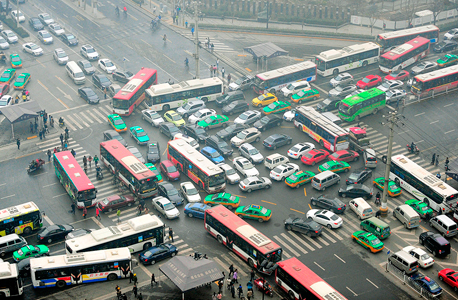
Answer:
437 54 458 68
130 126 150 145
198 115 229 130
0 68 16 84
204 192 240 209
10 53 22 68
235 204 272 222
164 110 186 127
318 161 350 173
373 177 401 197
291 89 320 104
351 230 384 253
145 163 163 183
13 72 30 89
107 114 127 132
405 199 433 219
285 170 316 188
263 100 291 115
13 245 49 262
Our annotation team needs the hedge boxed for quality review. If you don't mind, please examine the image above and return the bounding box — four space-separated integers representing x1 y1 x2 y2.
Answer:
439 20 458 33
0 15 29 38
200 9 254 19
276 16 346 26
132 0 144 4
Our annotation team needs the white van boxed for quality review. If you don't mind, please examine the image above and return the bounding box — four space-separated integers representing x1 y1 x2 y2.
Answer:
363 148 377 168
0 234 27 257
264 153 289 170
349 197 373 220
281 81 311 98
66 61 86 84
430 215 458 237
311 171 340 191
394 205 421 229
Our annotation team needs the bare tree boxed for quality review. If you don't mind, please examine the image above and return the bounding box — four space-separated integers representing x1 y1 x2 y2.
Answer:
402 0 421 28
367 5 379 35
431 0 449 25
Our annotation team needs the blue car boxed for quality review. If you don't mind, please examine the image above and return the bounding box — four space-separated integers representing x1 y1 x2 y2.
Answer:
184 203 211 219
410 273 442 297
138 244 178 265
201 146 224 164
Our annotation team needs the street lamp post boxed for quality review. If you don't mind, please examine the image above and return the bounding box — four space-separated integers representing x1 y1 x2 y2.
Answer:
193 1 200 78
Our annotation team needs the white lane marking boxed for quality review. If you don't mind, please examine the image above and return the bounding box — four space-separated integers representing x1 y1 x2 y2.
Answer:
87 110 103 123
366 278 379 288
334 254 346 263
273 235 301 257
314 261 325 271
43 215 54 226
414 112 425 117
65 114 81 130
280 233 308 254
0 194 15 199
346 286 358 296
445 129 456 135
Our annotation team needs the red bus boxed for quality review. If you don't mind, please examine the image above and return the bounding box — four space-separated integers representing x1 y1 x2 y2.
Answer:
379 37 430 74
53 151 97 209
411 65 458 98
112 67 157 116
204 205 282 275
100 139 158 199
276 258 347 300
375 25 439 53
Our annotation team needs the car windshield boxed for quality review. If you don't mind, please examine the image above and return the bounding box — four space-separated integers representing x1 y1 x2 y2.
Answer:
7 32 15 37
53 24 62 30
102 198 110 205
362 77 371 83
0 100 8 106
186 187 198 195
261 207 268 214
143 250 153 256
370 238 381 245
229 195 237 201
82 61 91 68
210 151 220 158
67 35 75 39
182 103 192 110
171 114 182 121
86 48 95 53
114 119 124 125
32 19 40 24
321 163 330 169
17 249 23 256
99 76 109 83
149 146 158 153
203 117 213 123
0 38 6 43
303 153 313 159
150 111 160 119
258 94 266 101
248 148 258 155
1 73 9 78
169 126 179 133
136 131 146 137
386 90 394 98
11 57 20 62
105 61 114 67
238 113 248 120
194 127 205 134
167 188 178 196
391 184 399 189
85 89 96 96
335 74 344 81
42 32 51 38
420 254 430 260
225 168 236 175
296 90 306 97
429 282 440 290
236 131 248 139
16 77 24 83
330 214 339 221
420 206 429 212
286 83 294 90
273 167 282 173
291 145 301 152
348 173 360 180
380 82 390 88
166 165 177 173
334 86 344 92
242 162 254 169
260 117 269 124
267 103 277 109
163 203 175 210
234 78 243 85
57 52 67 58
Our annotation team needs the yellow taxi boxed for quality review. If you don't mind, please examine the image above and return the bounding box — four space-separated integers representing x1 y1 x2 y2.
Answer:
252 93 278 107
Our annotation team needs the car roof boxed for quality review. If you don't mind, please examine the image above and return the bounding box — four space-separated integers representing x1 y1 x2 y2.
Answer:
155 196 170 204
161 160 174 166
202 146 216 153
241 143 255 149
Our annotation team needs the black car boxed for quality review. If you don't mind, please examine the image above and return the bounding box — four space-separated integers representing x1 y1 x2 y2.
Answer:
139 244 178 265
215 90 245 106
78 87 99 104
433 40 458 53
147 141 160 163
112 70 133 83
183 124 208 143
103 130 127 147
222 100 249 116
159 122 182 139
158 181 184 206
285 217 323 237
17 258 30 278
310 195 346 214
29 17 44 31
216 123 247 140
92 73 112 89
77 60 96 75
205 135 233 157
316 98 342 112
37 224 74 244
419 231 451 258
253 115 283 132
338 184 373 199
346 168 372 185
263 134 292 150
61 33 78 46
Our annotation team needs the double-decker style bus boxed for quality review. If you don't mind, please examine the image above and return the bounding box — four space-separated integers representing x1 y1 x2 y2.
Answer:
276 258 347 300
390 154 458 213
145 77 223 112
167 139 226 193
65 214 165 254
411 65 458 98
53 151 98 209
379 37 430 73
315 42 380 77
0 202 42 236
252 62 317 94
112 68 157 116
294 106 349 152
100 139 158 199
0 262 23 297
31 248 132 289
204 205 282 275
338 88 386 122
376 25 439 53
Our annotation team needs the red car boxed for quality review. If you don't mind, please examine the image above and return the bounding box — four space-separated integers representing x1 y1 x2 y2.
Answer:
328 150 359 162
356 75 382 89
97 194 135 212
159 160 180 181
0 83 9 97
384 70 409 82
438 269 458 291
301 149 330 166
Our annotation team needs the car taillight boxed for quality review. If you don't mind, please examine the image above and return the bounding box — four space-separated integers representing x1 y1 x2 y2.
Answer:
315 231 318 233
40 237 44 239
334 223 338 225
294 153 297 156
242 185 246 188
276 174 279 177
338 207 341 210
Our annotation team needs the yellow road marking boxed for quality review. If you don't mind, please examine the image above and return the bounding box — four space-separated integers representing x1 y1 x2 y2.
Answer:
238 54 247 57
35 59 46 68
27 135 37 140
303 188 307 197
261 200 276 205
308 203 312 210
16 150 42 159
233 194 246 198
245 68 252 72
290 208 305 214
294 58 304 61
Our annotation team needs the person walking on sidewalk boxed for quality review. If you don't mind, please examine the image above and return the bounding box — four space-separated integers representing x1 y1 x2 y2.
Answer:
83 155 87 166
117 209 121 223
218 280 223 293
229 264 234 278
191 27 194 36
132 284 138 298
221 67 225 78
246 290 252 300
16 138 20 150
231 284 236 298
96 206 101 220
60 133 64 146
71 203 76 215
227 73 231 85
185 20 188 28
129 270 134 283
436 155 440 167
431 153 436 165
82 207 87 219
237 284 243 298
47 149 52 162
94 155 99 167
88 155 93 168
133 273 138 285
233 269 238 283
169 227 174 242
151 273 156 286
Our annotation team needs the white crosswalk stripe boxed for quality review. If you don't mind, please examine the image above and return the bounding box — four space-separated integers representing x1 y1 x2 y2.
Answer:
66 114 83 129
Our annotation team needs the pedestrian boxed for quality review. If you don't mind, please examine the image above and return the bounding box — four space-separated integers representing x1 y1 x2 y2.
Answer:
47 149 52 162
39 130 43 140
84 162 88 174
237 284 243 298
34 122 38 133
213 65 217 76
83 155 87 166
65 127 69 138
431 153 436 165
30 121 33 133
436 155 440 166
191 27 194 36
115 285 121 294
383 22 386 31
446 157 450 171
169 227 174 242
42 128 46 139
94 154 99 167
63 141 68 150
54 147 58 153
250 269 255 282
60 133 64 146
16 138 20 149
151 273 156 285
437 172 441 179
133 284 138 298
221 67 225 78
82 206 87 219
227 73 231 85
375 210 381 219
71 203 76 215
96 206 101 220
396 98 400 108
50 115 54 128
129 270 134 283
88 155 93 168
231 284 236 298
212 292 217 300
216 58 219 69
211 43 214 52
229 264 234 278
117 209 121 223
138 204 142 216
247 290 252 300
233 269 238 283
185 20 188 28
217 292 222 300
247 280 253 293
104 87 107 99
138 293 143 300
210 65 213 77
133 273 138 285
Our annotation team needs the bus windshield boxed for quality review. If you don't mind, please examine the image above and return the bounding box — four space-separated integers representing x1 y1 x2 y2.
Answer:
315 57 326 71
209 174 225 187
113 98 129 109
78 189 97 200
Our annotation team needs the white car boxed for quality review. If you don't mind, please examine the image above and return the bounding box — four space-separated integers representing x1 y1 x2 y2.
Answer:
230 128 262 147
306 209 342 229
217 163 240 184
2 30 18 44
385 89 407 105
287 142 315 159
233 156 259 177
80 44 99 61
376 80 403 92
37 30 53 44
179 182 201 203
188 108 216 124
444 28 458 40
22 43 43 56
329 72 354 87
38 13 54 26
0 37 9 50
142 108 164 127
0 95 12 108
98 58 117 74
283 109 296 122
234 110 261 125
402 246 434 268
152 196 180 219
11 11 25 23
238 143 264 164
48 23 65 36
53 48 68 65
173 133 199 149
270 163 299 181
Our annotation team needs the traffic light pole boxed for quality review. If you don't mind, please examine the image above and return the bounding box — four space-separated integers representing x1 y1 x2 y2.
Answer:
380 111 398 215
193 2 200 79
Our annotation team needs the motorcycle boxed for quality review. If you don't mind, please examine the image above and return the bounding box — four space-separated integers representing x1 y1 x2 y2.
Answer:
59 119 65 128
27 159 45 174
253 277 273 297
96 167 103 180
406 143 420 154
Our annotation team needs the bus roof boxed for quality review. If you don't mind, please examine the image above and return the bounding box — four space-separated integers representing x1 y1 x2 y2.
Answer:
146 77 223 96
206 205 281 255
256 61 316 81
54 151 95 192
114 68 157 101
341 88 385 106
381 37 430 60
0 202 39 222
100 139 156 181
168 139 224 177
316 42 379 61
277 257 347 300
0 262 18 279
296 106 348 136
415 65 458 81
377 25 438 40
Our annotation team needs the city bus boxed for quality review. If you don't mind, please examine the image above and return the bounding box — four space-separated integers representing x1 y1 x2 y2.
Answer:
314 42 380 77
411 65 458 98
0 202 42 236
112 67 157 116
379 37 430 73
53 151 98 209
338 88 386 122
390 154 458 213
252 62 317 94
145 77 223 112
0 262 23 297
65 214 165 254
204 205 282 275
31 248 132 289
100 139 158 199
276 257 347 300
375 25 439 53
294 106 349 152
167 139 226 193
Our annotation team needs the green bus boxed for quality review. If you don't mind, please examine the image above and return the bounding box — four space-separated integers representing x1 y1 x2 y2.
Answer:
338 88 386 122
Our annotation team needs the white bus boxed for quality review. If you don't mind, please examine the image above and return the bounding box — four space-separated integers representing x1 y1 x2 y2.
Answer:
390 154 458 213
65 214 165 254
252 62 317 95
145 77 224 112
0 262 23 297
315 42 380 77
376 25 439 53
31 248 132 289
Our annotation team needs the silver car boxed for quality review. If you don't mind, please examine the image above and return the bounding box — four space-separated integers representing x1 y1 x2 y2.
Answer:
228 75 254 91
108 84 122 97
217 163 240 184
239 143 264 164
233 110 261 125
329 72 354 87
410 61 437 76
377 80 403 92
142 109 164 127
176 99 205 118
231 128 262 147
238 176 272 193
385 89 406 104
53 48 68 65
328 85 357 98
0 37 8 49
127 146 145 163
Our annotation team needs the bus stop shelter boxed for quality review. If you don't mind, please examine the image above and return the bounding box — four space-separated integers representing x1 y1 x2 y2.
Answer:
244 42 289 70
0 101 42 138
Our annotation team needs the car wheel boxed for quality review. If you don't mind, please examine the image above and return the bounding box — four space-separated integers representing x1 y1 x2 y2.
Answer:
308 216 313 220
229 111 233 115
47 238 52 244
171 252 177 257
183 114 188 118
150 260 156 265
312 161 316 166
108 208 113 212
295 184 300 189
258 218 264 223
247 188 252 193
56 280 66 288
345 168 349 173
188 213 193 218
222 123 228 128
273 145 277 150
341 194 346 198
434 250 438 257
354 157 358 162
281 176 285 181
327 224 332 229
311 200 317 206
255 137 260 142
286 225 292 231
287 140 291 145
265 184 270 189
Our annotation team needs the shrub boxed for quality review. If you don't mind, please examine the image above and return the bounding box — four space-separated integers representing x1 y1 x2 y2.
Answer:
200 8 254 19
0 16 29 38
132 0 144 4
276 16 346 26
439 21 458 33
